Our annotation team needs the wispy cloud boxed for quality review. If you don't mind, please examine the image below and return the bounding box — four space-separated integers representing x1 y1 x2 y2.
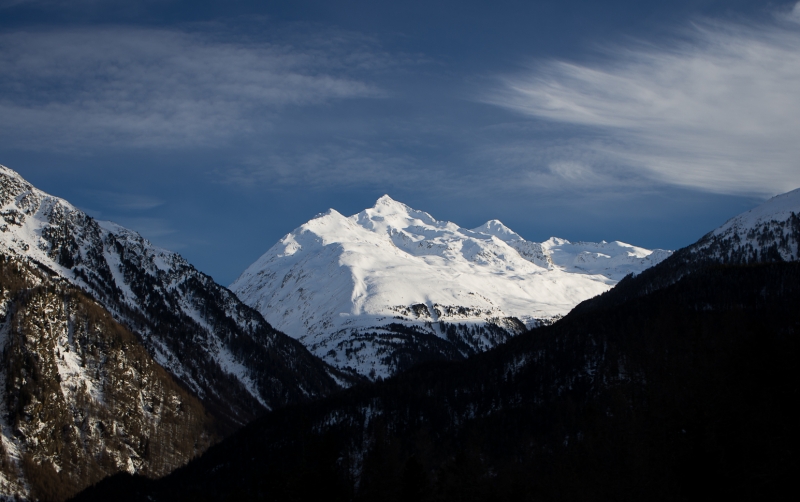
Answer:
791 2 800 22
0 0 125 7
216 144 427 189
0 26 382 149
484 8 800 196
0 0 40 7
85 190 165 211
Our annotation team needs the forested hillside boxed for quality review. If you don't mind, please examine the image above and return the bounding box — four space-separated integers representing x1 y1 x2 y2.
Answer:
74 262 799 501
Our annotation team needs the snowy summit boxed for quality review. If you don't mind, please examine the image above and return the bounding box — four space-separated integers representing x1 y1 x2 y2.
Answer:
231 195 671 379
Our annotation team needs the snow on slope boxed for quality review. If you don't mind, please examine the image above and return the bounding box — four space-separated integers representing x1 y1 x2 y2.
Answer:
0 259 215 500
690 187 800 263
566 188 800 316
231 195 671 378
0 165 340 428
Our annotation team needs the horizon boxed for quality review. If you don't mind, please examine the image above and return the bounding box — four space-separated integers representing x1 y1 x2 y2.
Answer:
2 0 799 284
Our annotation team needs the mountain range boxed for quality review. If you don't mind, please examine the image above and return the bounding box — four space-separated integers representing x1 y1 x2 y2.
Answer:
231 195 671 379
0 161 797 501
73 188 800 502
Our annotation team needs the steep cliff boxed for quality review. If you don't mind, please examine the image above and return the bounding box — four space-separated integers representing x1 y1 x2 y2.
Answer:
0 256 214 501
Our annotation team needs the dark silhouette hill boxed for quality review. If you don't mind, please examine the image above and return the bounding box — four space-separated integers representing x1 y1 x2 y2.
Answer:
73 261 800 501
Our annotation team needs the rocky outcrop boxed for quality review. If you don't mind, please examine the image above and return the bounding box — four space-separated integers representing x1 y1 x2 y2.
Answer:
0 256 214 501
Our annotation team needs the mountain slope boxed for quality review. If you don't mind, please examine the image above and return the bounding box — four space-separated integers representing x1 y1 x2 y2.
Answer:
231 195 670 379
691 187 800 263
0 165 344 432
71 188 800 502
574 187 800 314
0 256 215 501
73 261 800 502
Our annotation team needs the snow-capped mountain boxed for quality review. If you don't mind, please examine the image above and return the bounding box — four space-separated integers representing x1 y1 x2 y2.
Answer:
0 165 342 432
231 195 671 379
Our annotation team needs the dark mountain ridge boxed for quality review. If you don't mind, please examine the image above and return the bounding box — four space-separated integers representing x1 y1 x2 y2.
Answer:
73 261 800 501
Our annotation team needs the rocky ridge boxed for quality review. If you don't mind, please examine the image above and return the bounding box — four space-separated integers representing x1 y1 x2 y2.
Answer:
0 165 344 433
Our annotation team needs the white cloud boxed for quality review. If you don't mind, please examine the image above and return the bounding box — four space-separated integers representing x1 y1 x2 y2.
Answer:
0 27 382 149
485 18 800 196
791 2 800 22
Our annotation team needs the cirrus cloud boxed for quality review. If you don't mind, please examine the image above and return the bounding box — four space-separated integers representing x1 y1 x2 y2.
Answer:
485 9 800 196
0 26 382 150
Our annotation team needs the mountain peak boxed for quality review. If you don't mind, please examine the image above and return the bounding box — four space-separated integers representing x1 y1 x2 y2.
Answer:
0 163 21 177
375 194 396 205
312 208 345 220
0 164 345 498
372 194 410 212
1 163 341 424
472 219 523 242
1 164 31 192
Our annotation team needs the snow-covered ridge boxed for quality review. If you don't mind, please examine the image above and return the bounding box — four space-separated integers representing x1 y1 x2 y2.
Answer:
714 188 800 237
231 195 671 378
680 189 800 264
0 164 340 428
691 187 800 263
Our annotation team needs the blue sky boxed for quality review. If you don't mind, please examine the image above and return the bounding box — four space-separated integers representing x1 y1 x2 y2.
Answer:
1 0 799 284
